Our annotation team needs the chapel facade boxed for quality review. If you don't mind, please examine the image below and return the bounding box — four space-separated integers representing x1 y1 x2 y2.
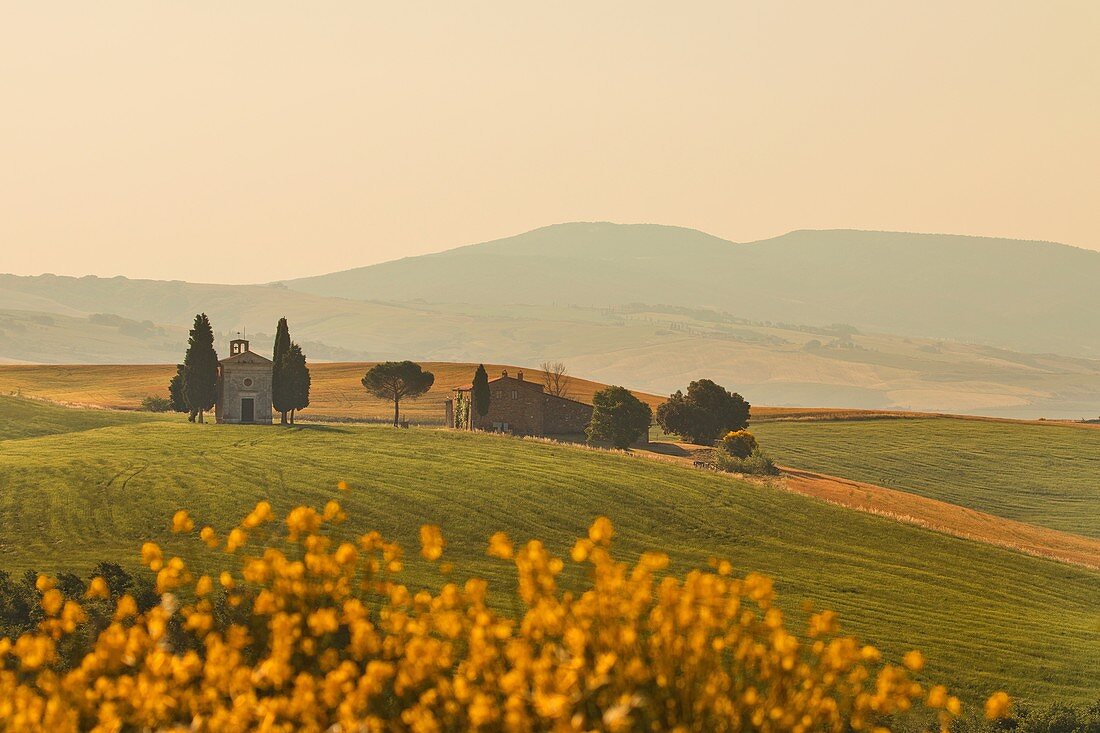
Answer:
215 338 273 424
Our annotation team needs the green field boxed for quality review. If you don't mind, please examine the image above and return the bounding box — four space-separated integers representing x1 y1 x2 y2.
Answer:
0 398 1097 708
752 417 1100 539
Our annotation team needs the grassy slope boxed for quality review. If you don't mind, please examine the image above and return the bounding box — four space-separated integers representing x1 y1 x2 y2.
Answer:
0 402 1096 706
752 418 1100 539
0 362 665 423
0 394 161 440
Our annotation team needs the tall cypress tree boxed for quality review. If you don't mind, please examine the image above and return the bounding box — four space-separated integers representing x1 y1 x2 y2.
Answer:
167 364 188 413
282 342 310 425
471 364 491 422
271 317 292 424
182 313 218 423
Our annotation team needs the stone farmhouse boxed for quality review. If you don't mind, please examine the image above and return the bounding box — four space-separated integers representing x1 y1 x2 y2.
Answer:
215 338 273 424
448 369 593 437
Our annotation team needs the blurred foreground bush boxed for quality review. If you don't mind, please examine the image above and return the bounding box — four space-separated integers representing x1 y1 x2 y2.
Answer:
0 492 1009 732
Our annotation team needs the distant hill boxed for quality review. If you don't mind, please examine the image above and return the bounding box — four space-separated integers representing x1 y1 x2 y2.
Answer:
287 223 1100 357
4 223 1100 418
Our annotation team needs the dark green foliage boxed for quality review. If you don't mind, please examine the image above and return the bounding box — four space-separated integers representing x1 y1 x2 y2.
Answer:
281 342 310 424
586 385 652 448
55 572 86 598
656 378 750 445
472 364 491 418
272 317 292 424
0 563 158 669
181 313 218 423
714 448 778 476
140 395 173 412
0 571 38 639
361 361 435 427
92 562 134 598
717 429 758 458
168 364 188 412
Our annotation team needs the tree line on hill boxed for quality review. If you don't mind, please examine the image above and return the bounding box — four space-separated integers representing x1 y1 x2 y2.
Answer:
155 317 763 463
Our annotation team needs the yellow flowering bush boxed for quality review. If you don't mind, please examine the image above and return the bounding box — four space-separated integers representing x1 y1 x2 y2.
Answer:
0 494 1010 732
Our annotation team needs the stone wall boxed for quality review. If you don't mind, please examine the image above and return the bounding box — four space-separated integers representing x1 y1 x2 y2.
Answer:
458 373 594 437
470 375 545 435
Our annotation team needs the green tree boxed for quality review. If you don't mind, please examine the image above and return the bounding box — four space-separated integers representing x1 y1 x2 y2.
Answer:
167 364 188 412
182 314 218 423
281 342 310 425
586 385 652 448
655 379 750 445
471 364 491 419
361 361 435 427
271 317 292 424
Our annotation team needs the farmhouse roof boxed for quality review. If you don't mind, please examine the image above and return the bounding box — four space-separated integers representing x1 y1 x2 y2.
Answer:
454 373 594 408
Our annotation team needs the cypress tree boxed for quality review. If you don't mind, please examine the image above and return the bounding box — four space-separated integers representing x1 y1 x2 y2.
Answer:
167 364 188 413
471 364 491 421
271 317 292 424
182 313 218 423
282 342 310 425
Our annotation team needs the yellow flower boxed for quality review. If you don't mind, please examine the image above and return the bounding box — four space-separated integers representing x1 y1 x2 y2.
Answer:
487 531 513 559
225 528 247 553
194 575 214 597
200 525 218 548
335 542 358 566
35 574 55 593
113 594 138 620
171 509 195 533
141 541 163 570
85 576 110 600
308 608 340 636
40 588 64 616
985 691 1011 720
903 650 925 672
588 516 614 544
337 480 349 491
286 506 321 539
323 499 346 523
419 524 445 561
926 684 948 708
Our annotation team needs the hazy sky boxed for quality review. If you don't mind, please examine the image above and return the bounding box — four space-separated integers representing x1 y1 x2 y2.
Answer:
2 1 1097 283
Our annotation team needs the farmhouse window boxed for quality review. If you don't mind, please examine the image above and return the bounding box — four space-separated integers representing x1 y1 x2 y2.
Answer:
511 390 517 399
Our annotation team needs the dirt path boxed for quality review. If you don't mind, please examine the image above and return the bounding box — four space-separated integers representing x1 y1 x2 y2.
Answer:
635 442 1100 570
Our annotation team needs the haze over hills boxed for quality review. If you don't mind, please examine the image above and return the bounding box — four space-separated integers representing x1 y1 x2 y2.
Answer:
288 223 1100 358
3 222 1100 418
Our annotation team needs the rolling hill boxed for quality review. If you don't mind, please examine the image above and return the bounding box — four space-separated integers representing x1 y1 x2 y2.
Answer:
0 396 1097 707
286 223 1100 357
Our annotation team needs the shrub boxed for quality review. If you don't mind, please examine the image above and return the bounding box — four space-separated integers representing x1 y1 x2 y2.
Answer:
715 447 779 476
717 429 759 458
0 496 1012 732
140 395 173 412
